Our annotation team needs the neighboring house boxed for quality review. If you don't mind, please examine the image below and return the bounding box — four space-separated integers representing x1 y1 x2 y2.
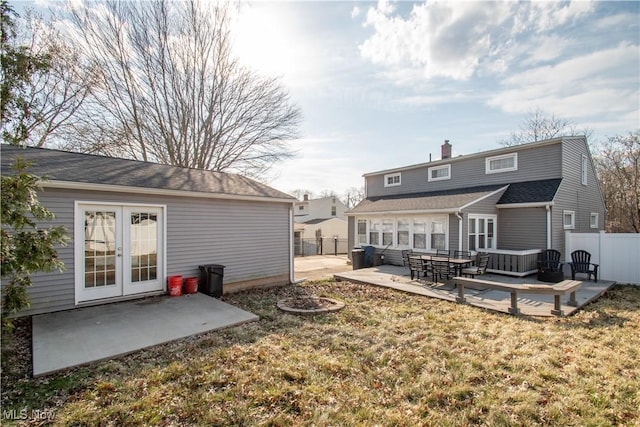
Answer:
1 144 295 316
346 137 606 276
293 195 348 255
294 194 348 223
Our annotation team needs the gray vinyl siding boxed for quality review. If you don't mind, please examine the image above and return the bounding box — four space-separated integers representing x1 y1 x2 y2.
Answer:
366 142 563 198
16 188 291 316
552 137 606 259
448 213 459 252
498 207 547 250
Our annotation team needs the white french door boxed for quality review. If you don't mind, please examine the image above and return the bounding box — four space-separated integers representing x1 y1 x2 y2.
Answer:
76 203 165 303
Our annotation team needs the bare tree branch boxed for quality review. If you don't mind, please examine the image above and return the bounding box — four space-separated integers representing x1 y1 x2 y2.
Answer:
594 131 640 233
59 0 301 178
500 107 593 146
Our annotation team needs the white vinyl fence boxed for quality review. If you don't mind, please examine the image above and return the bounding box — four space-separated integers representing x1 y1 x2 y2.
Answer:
565 231 640 285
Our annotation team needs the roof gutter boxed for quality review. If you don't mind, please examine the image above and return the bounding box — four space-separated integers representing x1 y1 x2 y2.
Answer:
345 208 460 216
497 201 555 209
40 180 295 204
455 210 463 252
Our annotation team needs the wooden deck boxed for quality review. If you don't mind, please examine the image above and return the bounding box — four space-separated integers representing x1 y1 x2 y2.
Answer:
334 265 616 317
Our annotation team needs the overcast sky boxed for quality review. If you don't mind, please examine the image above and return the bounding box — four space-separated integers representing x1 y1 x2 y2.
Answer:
231 0 639 199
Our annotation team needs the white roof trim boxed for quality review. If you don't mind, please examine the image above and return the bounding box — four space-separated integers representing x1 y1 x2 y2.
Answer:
41 180 295 204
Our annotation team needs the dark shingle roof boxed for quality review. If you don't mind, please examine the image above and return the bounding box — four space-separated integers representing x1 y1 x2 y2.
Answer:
0 144 294 201
348 184 508 214
497 179 562 205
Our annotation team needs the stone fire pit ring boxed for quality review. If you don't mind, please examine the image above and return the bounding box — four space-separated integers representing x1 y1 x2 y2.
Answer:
277 296 345 315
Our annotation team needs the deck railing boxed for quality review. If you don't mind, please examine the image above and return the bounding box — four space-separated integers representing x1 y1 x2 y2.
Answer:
485 249 542 277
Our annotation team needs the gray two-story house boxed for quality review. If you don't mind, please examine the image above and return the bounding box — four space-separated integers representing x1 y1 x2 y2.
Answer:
346 136 605 276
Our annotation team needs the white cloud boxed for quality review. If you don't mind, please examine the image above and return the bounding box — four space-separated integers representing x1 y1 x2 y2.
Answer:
351 6 360 19
488 43 640 127
357 0 597 82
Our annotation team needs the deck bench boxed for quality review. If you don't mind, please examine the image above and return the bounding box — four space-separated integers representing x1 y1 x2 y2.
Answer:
453 277 582 316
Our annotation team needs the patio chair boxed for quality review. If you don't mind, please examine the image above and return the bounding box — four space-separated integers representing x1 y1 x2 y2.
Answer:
408 255 427 280
454 250 471 259
461 252 490 278
569 250 599 282
537 249 564 283
431 258 452 284
436 249 451 257
401 249 413 267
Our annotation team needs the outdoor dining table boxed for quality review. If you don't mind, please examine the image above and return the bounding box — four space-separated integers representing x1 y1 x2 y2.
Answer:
418 255 474 277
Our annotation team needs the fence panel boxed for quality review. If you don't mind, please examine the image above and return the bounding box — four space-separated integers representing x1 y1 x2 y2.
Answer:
566 231 640 284
295 238 348 256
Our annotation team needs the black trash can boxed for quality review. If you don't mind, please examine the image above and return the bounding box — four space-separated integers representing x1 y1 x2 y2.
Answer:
351 248 365 270
199 264 226 298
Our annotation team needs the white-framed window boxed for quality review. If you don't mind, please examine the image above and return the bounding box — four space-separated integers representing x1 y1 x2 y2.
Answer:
581 155 588 186
384 173 401 187
382 219 394 246
331 206 336 216
369 219 381 245
428 164 451 182
431 220 446 250
563 210 575 230
355 215 448 250
397 219 410 247
413 219 427 249
357 219 367 244
486 152 517 174
468 215 496 251
590 213 599 229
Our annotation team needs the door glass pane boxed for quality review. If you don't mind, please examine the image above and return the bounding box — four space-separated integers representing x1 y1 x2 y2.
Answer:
84 211 117 288
130 212 158 283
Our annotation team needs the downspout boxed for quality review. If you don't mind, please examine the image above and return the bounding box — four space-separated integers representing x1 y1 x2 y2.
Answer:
289 205 295 284
455 211 463 251
546 205 552 249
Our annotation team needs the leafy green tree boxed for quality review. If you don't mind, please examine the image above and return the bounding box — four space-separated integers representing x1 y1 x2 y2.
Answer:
1 159 70 327
1 1 69 327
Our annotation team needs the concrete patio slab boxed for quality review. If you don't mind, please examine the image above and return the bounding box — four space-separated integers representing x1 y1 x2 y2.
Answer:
32 293 258 376
294 255 352 281
335 265 615 317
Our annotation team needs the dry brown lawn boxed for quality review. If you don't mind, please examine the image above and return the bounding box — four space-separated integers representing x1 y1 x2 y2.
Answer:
2 281 639 426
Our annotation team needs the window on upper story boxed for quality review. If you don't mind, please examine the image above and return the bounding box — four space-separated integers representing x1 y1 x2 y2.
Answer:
298 205 304 210
590 213 599 229
581 155 588 185
428 164 451 182
331 206 336 216
563 210 575 230
486 152 518 174
384 173 401 187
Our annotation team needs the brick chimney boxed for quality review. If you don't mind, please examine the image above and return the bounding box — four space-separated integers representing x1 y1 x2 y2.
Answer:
441 140 452 159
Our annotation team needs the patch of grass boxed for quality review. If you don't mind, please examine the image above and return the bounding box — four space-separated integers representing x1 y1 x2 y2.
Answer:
2 283 639 426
